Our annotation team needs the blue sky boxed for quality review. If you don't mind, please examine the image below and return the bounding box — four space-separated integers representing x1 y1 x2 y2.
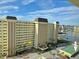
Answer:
0 0 79 25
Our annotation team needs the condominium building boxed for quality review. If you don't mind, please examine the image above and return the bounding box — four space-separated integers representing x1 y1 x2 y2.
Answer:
48 22 59 44
8 18 35 56
0 16 35 56
73 26 79 32
16 21 35 53
7 19 16 56
0 16 59 56
0 20 8 56
48 23 54 43
34 18 48 49
53 22 59 43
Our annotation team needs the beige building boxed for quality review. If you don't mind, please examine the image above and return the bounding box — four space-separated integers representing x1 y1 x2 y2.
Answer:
0 16 59 56
0 16 35 56
7 19 16 56
53 22 59 43
16 21 35 53
48 23 54 43
48 22 59 44
73 26 79 32
34 18 48 49
0 20 8 56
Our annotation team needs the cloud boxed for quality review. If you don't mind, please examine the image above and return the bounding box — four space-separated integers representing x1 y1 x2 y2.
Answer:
28 6 79 15
0 10 9 14
24 6 79 23
0 0 16 4
22 0 35 5
0 5 19 10
35 0 54 9
0 5 19 14
3 11 9 13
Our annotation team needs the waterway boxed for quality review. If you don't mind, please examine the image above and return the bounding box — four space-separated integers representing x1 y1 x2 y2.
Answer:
64 31 79 42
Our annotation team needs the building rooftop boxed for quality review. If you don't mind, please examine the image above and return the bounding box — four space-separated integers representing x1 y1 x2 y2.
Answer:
35 18 48 22
6 16 17 20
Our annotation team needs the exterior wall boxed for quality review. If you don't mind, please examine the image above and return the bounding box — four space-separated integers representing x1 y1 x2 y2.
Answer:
73 26 79 32
16 21 35 52
7 20 16 56
34 22 38 48
0 20 8 56
48 23 54 43
34 22 48 48
25 22 35 48
53 22 59 43
73 26 79 41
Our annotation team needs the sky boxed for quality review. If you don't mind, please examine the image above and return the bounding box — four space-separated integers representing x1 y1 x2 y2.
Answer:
0 0 79 25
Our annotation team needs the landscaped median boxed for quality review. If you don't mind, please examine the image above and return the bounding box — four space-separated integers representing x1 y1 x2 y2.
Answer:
58 45 79 57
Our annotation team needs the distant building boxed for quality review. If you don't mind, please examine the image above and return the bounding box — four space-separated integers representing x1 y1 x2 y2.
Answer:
72 26 79 42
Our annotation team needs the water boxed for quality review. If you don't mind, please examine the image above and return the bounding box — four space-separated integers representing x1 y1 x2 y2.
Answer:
64 31 79 42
